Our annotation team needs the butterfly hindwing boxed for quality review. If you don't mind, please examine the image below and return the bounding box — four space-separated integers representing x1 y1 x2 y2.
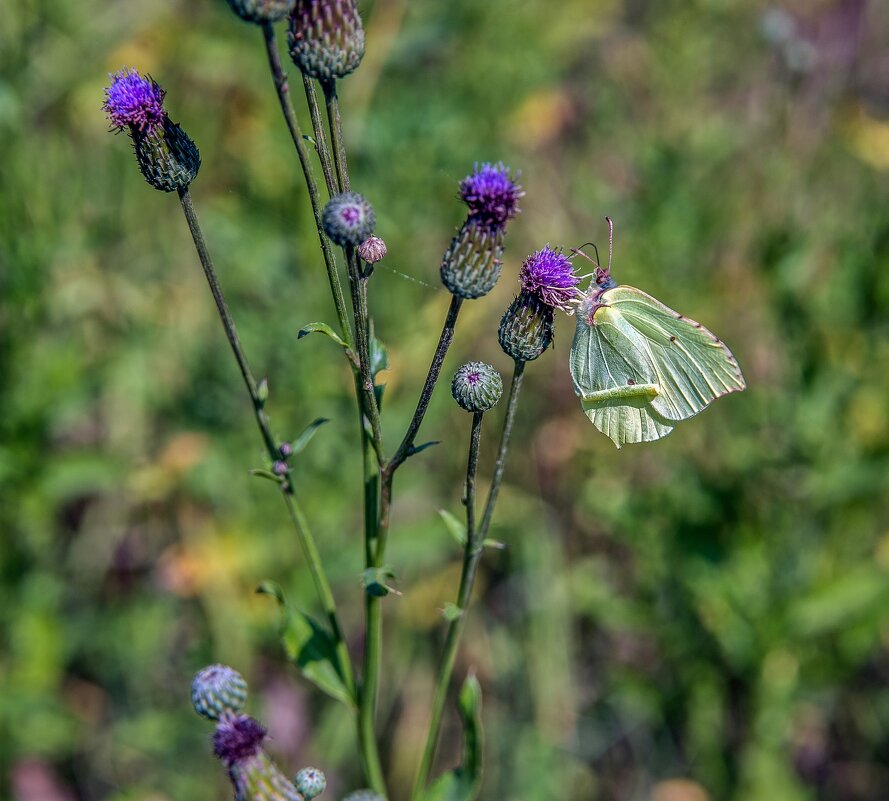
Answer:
602 286 746 422
570 306 676 447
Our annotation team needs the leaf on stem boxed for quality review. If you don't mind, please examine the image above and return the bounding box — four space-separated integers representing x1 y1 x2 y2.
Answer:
360 566 401 597
440 602 463 622
438 509 467 547
290 417 330 455
421 675 484 801
298 322 348 348
256 581 355 708
250 468 285 484
408 440 440 457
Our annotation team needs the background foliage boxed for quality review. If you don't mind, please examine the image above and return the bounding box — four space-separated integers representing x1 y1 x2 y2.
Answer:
3 1 889 799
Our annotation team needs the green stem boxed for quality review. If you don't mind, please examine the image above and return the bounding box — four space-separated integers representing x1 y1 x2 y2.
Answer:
323 79 350 193
260 22 353 347
302 75 338 196
411 361 526 799
176 186 355 698
411 410 485 801
386 295 463 476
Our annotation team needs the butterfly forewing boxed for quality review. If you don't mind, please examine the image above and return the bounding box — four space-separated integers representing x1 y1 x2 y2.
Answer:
603 286 746 422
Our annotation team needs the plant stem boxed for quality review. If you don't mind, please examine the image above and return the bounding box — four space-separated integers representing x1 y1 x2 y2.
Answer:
323 80 350 192
303 75 338 196
386 295 464 476
411 361 526 799
176 186 355 698
260 22 353 347
410 410 485 801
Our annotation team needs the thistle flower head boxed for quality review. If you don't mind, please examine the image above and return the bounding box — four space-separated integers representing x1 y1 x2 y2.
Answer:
519 246 580 312
451 362 503 413
103 68 166 134
289 0 365 82
458 162 523 232
322 192 376 247
294 767 327 799
192 664 248 721
213 714 267 765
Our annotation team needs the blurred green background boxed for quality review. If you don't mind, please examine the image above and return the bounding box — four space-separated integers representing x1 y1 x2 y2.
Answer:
3 0 889 799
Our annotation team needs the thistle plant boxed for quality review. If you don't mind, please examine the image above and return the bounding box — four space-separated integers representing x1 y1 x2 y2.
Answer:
103 2 745 798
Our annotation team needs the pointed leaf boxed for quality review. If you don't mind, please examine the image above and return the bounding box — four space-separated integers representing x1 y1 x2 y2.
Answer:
360 566 401 598
408 440 440 457
298 322 347 348
250 468 284 484
291 417 330 455
421 675 484 801
438 509 467 547
369 321 388 380
257 581 355 708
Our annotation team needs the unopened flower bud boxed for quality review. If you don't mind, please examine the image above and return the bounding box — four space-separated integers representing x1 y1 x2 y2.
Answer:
451 362 503 413
226 0 294 23
440 218 504 299
294 767 327 799
289 0 365 82
214 715 302 801
322 192 375 247
279 442 293 458
192 664 248 721
358 235 387 264
498 291 554 362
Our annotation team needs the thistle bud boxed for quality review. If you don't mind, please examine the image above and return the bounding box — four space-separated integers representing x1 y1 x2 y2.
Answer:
498 291 554 362
288 0 365 82
451 362 503 413
440 163 522 298
322 192 376 247
358 235 387 264
103 69 200 192
225 0 294 23
191 664 248 721
294 767 327 799
214 715 303 801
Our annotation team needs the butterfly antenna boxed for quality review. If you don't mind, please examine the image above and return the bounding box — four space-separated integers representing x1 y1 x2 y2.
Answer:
570 242 601 268
605 216 614 275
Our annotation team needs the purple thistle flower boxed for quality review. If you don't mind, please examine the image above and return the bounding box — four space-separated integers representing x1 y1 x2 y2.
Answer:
458 162 523 231
519 246 580 312
103 68 166 134
213 714 267 766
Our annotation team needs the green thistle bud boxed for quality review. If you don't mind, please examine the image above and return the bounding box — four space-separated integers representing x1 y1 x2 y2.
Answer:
288 0 365 82
498 291 554 362
294 767 327 799
451 362 503 413
191 664 248 721
133 117 201 193
225 0 295 23
440 217 504 299
322 192 376 247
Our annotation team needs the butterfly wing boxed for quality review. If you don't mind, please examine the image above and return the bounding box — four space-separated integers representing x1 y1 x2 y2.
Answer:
570 305 676 447
603 286 746 422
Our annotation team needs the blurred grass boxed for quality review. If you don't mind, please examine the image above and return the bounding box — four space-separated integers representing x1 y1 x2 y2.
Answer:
3 0 889 800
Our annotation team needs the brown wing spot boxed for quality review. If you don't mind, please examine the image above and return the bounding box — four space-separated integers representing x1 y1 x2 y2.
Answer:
669 335 676 342
627 379 636 385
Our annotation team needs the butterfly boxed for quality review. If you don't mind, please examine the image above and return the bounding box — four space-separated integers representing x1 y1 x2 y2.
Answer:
568 219 746 447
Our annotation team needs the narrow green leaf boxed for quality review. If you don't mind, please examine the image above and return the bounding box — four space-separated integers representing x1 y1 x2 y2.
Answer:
250 468 284 484
369 321 388 379
291 417 330 455
360 566 401 598
257 378 269 405
421 675 484 801
257 581 355 708
408 440 440 457
438 509 467 547
298 322 347 348
482 538 506 550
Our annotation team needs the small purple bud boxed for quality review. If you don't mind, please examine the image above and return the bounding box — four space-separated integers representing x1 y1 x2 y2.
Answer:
518 246 580 312
103 68 167 134
322 192 376 247
272 460 289 476
451 362 503 413
358 235 387 264
295 767 327 799
279 442 293 458
458 162 523 232
213 714 267 765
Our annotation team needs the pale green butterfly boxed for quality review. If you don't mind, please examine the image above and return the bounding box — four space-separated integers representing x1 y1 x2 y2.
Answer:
568 219 746 447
